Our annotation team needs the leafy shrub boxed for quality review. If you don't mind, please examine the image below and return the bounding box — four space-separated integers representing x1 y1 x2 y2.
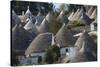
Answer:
67 21 85 28
89 33 97 44
44 45 60 64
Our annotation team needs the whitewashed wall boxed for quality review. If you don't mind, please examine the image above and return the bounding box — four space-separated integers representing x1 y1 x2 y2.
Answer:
68 47 79 59
60 47 79 59
20 52 45 65
20 57 38 65
91 23 95 31
90 23 97 31
30 52 45 58
60 47 68 55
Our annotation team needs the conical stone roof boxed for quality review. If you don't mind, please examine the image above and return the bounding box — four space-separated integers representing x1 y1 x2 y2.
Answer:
79 12 92 25
25 6 32 18
75 8 83 21
24 19 38 37
75 30 97 54
68 11 74 21
72 9 80 21
37 12 42 16
55 23 75 48
35 12 45 26
45 12 55 23
37 18 49 33
12 24 33 53
87 6 94 17
69 30 97 62
12 10 21 27
90 8 97 19
57 11 69 24
25 33 52 55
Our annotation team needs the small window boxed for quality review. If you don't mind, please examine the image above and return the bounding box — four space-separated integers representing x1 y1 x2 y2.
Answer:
38 56 42 63
94 23 97 27
66 48 68 52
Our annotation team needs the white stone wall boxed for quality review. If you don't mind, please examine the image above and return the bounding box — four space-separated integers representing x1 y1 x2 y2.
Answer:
30 52 45 58
68 47 78 59
60 47 68 55
91 23 95 31
91 23 97 31
20 57 38 65
20 52 45 65
60 47 78 59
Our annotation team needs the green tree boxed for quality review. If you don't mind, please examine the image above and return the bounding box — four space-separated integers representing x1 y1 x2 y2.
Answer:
44 45 60 64
59 4 69 12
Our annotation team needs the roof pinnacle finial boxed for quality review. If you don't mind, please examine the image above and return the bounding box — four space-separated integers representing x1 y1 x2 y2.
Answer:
27 6 30 9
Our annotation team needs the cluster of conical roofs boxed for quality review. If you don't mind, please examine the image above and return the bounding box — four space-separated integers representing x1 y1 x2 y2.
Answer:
12 5 97 63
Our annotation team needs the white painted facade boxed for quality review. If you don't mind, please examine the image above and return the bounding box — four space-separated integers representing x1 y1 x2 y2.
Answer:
20 56 38 65
60 47 68 55
30 52 45 58
60 47 79 59
90 22 97 31
20 52 45 65
68 47 79 59
91 23 95 31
